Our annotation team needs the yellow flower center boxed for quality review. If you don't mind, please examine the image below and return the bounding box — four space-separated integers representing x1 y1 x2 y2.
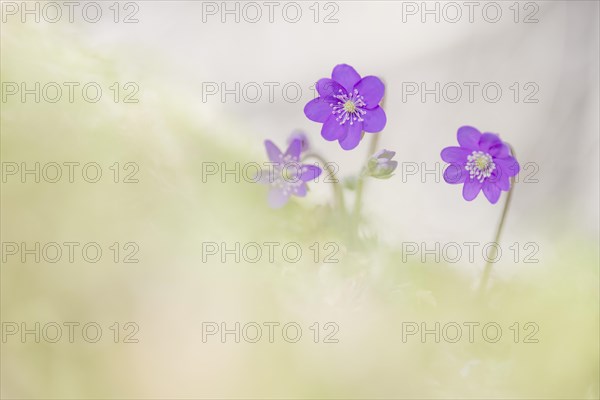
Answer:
476 156 490 170
332 89 367 126
343 100 356 113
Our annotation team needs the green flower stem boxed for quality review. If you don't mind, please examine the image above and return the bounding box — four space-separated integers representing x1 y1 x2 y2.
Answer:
352 89 386 229
302 152 346 213
478 144 517 295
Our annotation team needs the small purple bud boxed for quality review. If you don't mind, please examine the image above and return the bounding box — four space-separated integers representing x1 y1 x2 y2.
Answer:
366 149 398 179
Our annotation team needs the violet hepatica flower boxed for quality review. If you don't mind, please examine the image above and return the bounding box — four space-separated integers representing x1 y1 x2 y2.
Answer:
441 126 520 204
304 64 386 150
257 138 322 208
366 149 398 179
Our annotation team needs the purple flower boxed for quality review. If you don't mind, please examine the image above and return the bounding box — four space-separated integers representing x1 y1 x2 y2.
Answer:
441 126 520 204
257 138 322 208
304 64 387 150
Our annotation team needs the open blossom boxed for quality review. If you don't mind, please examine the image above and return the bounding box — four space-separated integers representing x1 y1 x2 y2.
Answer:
366 149 398 179
257 138 322 208
304 64 386 150
441 126 520 204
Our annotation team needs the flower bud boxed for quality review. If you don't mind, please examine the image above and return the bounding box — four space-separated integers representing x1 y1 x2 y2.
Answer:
366 149 398 179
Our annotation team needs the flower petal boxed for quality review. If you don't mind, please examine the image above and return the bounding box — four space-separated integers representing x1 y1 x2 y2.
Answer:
254 169 273 184
441 147 470 163
299 164 322 182
489 143 510 158
321 114 347 141
457 126 482 150
479 133 501 151
386 160 398 172
374 149 395 159
354 76 385 108
332 64 362 93
362 106 386 133
462 178 482 201
268 188 289 208
495 156 520 177
304 98 333 123
294 182 307 197
316 78 345 98
488 168 511 191
285 139 302 160
482 181 501 204
443 164 467 184
339 122 363 150
264 140 282 163
288 130 310 152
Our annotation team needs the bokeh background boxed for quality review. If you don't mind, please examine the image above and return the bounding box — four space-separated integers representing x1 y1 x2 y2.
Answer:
1 1 599 399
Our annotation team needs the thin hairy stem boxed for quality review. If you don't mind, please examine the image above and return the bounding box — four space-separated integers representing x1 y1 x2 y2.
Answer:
478 144 518 294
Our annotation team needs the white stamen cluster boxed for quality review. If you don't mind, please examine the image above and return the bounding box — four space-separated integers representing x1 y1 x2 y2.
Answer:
465 150 496 182
331 89 367 126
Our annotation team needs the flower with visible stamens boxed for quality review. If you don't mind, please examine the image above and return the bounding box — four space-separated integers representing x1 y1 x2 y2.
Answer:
441 126 520 204
256 138 322 208
304 64 387 150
